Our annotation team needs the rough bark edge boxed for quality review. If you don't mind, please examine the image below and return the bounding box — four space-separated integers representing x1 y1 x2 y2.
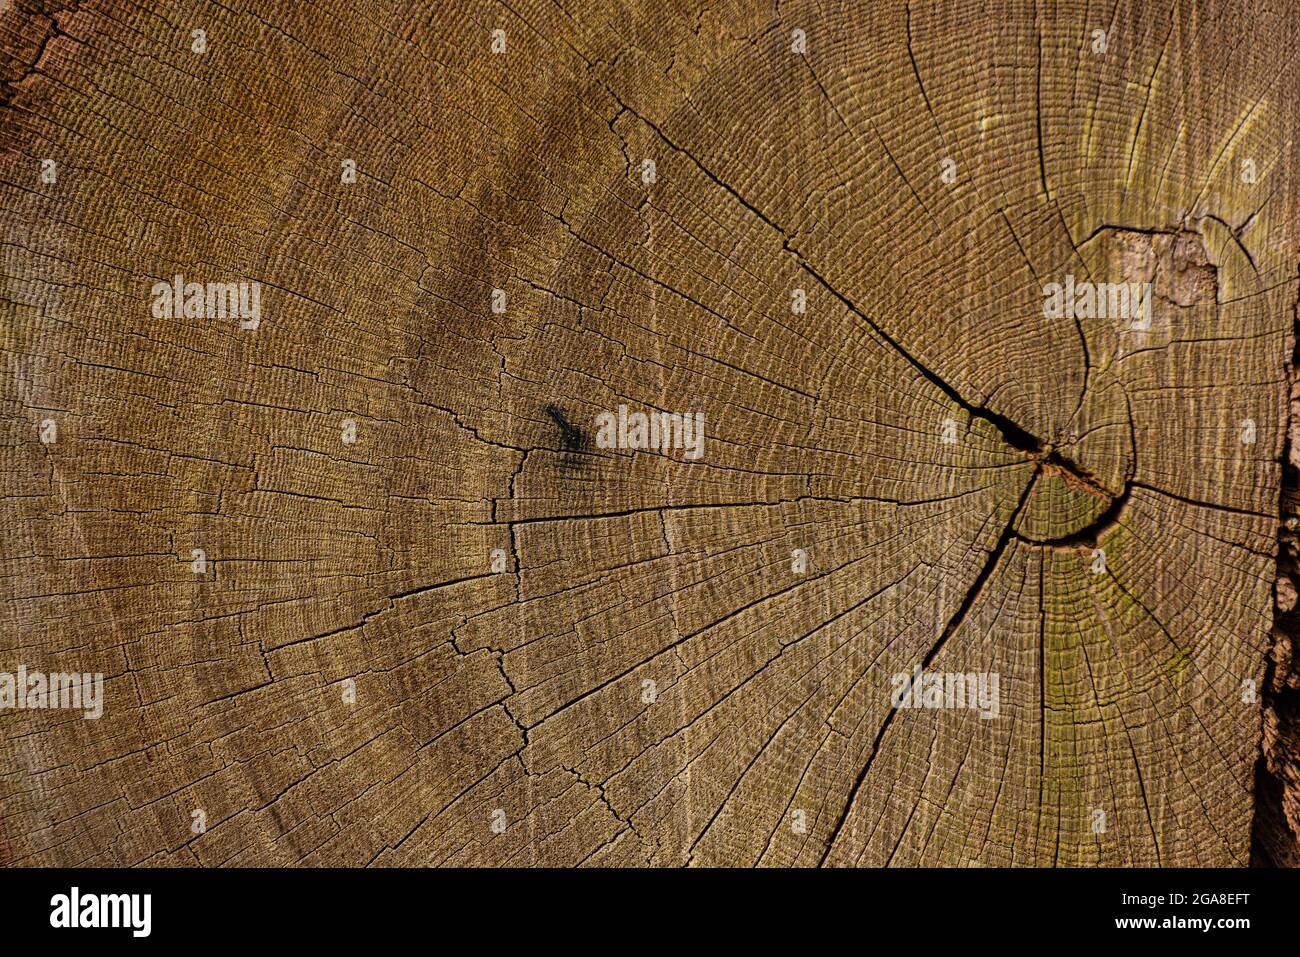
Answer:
1252 267 1300 867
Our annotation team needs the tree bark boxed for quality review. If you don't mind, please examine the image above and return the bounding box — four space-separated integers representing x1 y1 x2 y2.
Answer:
1 0 1297 866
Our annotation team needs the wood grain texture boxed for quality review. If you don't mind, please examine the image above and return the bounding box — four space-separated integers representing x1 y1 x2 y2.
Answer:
1 0 1297 867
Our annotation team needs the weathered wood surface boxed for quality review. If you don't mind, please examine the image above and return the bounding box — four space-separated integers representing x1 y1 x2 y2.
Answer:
1 0 1297 866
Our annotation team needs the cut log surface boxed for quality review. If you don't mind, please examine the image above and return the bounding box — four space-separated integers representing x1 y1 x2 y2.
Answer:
1 0 1297 867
